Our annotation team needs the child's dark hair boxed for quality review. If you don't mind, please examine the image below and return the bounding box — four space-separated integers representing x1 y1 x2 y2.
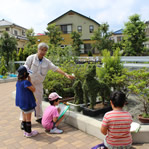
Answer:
18 72 29 80
17 65 29 81
110 91 126 108
49 98 59 105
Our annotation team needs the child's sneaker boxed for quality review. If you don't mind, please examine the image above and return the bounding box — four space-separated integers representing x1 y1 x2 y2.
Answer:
50 127 63 134
23 132 26 137
25 130 38 138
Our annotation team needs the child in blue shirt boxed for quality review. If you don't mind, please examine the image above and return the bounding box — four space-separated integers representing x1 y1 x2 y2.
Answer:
16 65 38 137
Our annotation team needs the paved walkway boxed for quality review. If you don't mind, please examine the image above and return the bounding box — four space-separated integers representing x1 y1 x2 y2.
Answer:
0 82 149 149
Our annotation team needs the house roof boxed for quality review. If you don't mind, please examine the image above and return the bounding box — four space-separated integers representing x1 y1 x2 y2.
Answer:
48 10 100 26
0 19 27 30
113 29 123 35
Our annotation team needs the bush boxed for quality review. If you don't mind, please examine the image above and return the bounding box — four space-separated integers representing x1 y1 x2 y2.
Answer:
88 50 93 56
0 56 7 75
96 48 129 95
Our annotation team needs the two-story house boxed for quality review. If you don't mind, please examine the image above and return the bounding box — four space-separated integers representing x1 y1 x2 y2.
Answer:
110 29 124 43
35 10 100 55
0 19 28 50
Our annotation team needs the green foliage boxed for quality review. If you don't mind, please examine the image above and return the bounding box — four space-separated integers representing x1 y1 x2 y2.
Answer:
43 61 75 97
26 28 36 45
0 56 7 75
46 24 62 47
23 28 37 60
142 113 149 118
0 31 17 67
2 75 7 79
17 48 24 61
43 59 89 98
82 65 110 109
123 14 148 56
97 48 129 94
73 80 84 104
88 50 93 56
63 87 74 98
71 31 83 56
23 44 37 60
128 68 149 116
8 59 16 74
91 23 113 54
46 44 73 65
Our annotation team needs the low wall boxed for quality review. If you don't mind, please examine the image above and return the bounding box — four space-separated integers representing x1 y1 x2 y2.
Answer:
42 101 149 144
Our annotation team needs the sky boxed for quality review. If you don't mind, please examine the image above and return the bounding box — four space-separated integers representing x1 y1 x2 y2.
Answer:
0 0 149 33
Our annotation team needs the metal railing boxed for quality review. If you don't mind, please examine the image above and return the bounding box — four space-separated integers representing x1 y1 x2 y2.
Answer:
13 56 149 68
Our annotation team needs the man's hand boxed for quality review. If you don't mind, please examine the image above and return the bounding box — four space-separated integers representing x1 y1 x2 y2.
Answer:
28 76 31 82
65 73 75 80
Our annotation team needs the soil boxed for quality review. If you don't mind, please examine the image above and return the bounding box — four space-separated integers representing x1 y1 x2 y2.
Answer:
87 102 109 110
92 94 149 124
123 94 149 123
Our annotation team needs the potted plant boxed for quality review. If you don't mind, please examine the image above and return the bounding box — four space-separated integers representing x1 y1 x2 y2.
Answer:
67 80 84 112
81 65 112 117
128 68 149 123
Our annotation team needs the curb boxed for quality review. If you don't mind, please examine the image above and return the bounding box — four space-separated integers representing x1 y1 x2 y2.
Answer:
0 77 17 84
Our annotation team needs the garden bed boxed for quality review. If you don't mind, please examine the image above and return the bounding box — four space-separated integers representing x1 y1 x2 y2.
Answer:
43 94 149 123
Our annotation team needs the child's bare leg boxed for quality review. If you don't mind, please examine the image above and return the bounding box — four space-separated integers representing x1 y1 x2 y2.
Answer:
55 115 65 127
25 112 32 122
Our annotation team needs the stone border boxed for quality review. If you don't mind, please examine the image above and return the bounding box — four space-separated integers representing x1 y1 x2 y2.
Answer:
0 77 17 84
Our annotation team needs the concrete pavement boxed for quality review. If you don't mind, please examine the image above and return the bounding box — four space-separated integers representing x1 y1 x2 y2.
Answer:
0 82 149 149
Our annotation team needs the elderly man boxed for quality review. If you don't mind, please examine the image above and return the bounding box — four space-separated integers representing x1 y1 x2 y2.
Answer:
24 42 75 124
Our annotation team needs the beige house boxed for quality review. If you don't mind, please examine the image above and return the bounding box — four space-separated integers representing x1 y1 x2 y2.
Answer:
110 29 124 43
0 19 28 50
48 10 100 54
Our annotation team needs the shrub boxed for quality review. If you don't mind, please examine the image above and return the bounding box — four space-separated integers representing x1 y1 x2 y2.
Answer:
0 56 7 75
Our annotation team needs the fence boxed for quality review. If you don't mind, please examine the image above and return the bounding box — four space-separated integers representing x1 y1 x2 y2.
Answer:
77 56 149 68
13 56 149 68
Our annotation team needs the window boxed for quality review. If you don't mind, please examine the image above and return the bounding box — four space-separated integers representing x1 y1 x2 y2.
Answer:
77 26 82 33
61 25 72 34
89 25 94 33
117 36 122 42
84 44 92 54
14 30 18 36
22 30 25 36
146 28 149 36
6 27 9 31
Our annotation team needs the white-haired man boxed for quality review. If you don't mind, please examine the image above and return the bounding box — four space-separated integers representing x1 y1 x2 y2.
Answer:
23 42 75 125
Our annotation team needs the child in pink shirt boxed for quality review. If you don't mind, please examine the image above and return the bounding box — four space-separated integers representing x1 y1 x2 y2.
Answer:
42 92 65 134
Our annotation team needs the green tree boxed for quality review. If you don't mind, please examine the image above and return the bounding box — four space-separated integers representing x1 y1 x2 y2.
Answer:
0 31 17 67
71 31 83 56
46 24 62 47
26 28 36 45
123 14 148 56
91 23 113 54
23 28 37 59
17 48 24 61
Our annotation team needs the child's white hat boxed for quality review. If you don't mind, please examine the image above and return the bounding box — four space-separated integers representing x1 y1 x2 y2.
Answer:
48 92 62 101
